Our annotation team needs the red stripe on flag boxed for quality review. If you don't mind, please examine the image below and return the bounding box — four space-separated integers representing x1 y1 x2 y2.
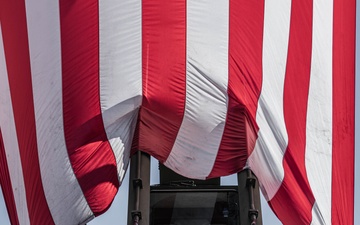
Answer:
269 0 315 223
208 0 264 178
0 129 20 225
59 0 119 216
0 1 55 224
331 0 355 223
135 0 186 161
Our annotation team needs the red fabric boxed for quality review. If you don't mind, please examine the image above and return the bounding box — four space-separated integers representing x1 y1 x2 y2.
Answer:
0 130 19 225
59 0 119 216
208 0 264 178
0 1 355 224
135 0 187 162
269 0 315 223
0 1 55 224
331 0 356 223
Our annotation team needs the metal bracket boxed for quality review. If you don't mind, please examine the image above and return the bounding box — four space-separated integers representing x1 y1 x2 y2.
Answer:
131 210 142 220
248 209 259 218
249 209 259 225
246 177 256 188
133 178 143 189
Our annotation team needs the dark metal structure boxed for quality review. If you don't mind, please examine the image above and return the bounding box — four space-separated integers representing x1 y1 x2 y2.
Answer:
237 169 262 225
128 151 150 225
127 151 262 225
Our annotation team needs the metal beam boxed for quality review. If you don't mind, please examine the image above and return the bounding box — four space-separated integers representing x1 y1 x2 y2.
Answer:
237 169 263 225
127 151 150 225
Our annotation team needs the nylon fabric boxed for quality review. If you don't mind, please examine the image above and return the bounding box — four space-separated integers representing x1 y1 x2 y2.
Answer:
99 0 142 183
0 0 355 225
135 0 187 162
247 0 291 200
208 0 264 179
0 129 19 225
331 0 356 223
25 0 94 223
306 0 333 223
269 0 315 223
164 0 229 179
0 1 55 224
59 0 120 216
0 27 30 225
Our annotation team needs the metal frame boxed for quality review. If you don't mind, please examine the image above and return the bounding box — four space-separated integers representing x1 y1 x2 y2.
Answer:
127 151 150 225
128 153 262 225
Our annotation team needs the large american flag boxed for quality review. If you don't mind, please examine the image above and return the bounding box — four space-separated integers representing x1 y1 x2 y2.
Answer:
0 0 355 224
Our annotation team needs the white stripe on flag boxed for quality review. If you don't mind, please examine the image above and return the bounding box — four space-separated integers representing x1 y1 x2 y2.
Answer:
0 24 31 225
248 0 292 200
164 0 229 179
99 0 142 182
24 1 93 224
306 0 333 223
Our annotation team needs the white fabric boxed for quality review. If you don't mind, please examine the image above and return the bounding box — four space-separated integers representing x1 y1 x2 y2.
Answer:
306 0 333 223
0 24 31 225
99 0 142 182
0 1 354 224
24 1 94 224
247 0 292 200
165 0 229 179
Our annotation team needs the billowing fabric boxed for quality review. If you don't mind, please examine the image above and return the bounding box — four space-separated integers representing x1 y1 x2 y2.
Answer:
0 0 355 224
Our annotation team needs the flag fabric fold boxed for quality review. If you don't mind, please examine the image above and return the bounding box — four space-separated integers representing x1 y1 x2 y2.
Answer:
0 0 355 224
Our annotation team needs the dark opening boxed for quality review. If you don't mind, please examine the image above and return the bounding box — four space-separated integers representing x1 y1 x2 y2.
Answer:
150 186 239 225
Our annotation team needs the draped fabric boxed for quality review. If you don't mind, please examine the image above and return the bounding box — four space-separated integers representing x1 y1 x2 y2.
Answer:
0 0 355 224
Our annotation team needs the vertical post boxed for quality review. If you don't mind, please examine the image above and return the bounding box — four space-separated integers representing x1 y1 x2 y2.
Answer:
237 169 262 225
127 151 150 225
